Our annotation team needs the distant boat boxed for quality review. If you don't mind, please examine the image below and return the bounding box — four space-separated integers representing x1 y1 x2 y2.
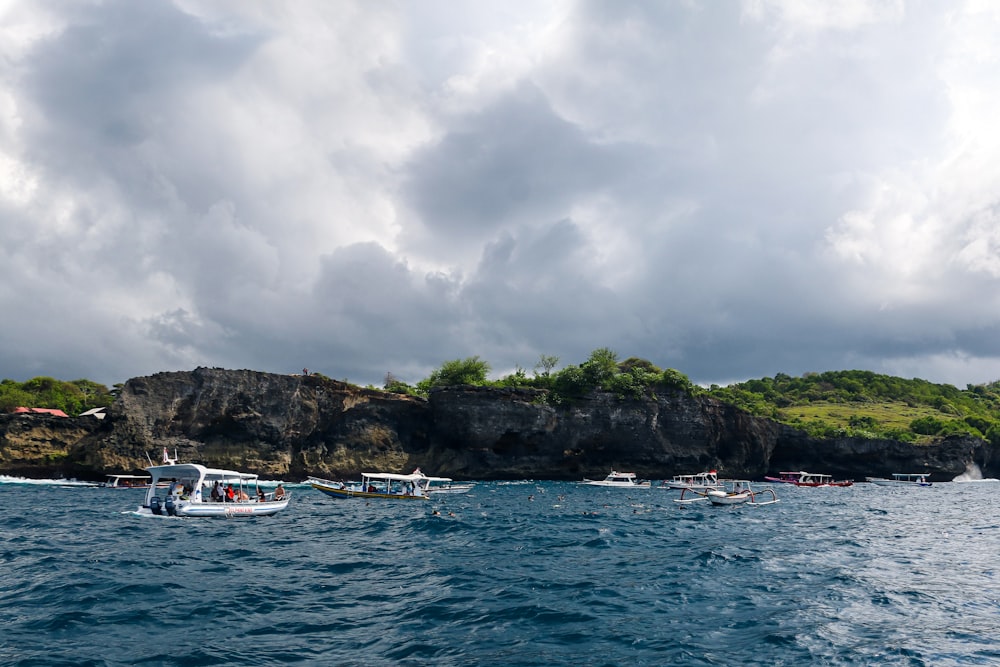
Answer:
100 474 157 489
581 470 651 488
424 480 475 494
309 469 456 500
764 471 853 487
661 470 722 490
865 473 932 487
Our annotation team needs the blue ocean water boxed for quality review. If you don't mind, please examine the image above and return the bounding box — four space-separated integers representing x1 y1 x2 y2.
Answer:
1 480 999 666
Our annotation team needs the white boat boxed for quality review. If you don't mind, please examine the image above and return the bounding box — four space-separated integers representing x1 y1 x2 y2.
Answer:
581 470 651 488
424 480 475 494
134 449 290 518
309 471 435 500
411 467 474 494
865 473 932 487
661 470 722 490
674 480 780 507
101 474 155 488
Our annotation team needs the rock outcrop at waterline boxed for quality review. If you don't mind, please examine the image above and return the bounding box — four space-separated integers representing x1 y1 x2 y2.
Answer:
1 367 997 481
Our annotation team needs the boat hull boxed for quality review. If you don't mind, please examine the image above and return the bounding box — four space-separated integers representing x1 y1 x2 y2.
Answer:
582 481 651 488
706 490 750 505
135 499 290 518
427 484 475 494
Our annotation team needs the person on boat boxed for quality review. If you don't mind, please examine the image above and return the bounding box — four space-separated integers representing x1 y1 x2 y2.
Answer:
211 482 221 502
225 484 235 502
273 484 286 500
257 487 266 502
236 488 249 501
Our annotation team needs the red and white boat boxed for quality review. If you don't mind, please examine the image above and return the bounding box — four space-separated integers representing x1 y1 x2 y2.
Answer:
764 471 853 487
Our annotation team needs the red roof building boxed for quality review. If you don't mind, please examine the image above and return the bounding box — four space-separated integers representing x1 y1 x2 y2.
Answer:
14 407 70 417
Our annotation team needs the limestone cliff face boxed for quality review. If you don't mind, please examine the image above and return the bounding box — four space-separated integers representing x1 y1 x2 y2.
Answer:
1 367 996 480
0 412 104 478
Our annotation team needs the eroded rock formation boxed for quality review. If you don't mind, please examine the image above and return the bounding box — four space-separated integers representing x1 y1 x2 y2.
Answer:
1 367 996 481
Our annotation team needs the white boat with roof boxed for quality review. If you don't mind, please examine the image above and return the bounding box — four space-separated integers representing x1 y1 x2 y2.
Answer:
661 470 722 490
865 473 933 487
674 480 780 507
133 449 291 518
581 470 651 488
309 468 457 500
101 473 156 488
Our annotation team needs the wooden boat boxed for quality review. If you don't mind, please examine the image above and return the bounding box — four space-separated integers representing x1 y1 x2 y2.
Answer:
764 471 853 487
865 473 932 487
309 471 429 500
133 449 290 518
661 470 722 490
581 470 651 488
674 480 780 506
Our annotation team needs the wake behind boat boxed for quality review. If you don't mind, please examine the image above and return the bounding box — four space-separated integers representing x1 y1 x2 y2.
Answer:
133 449 290 518
581 470 651 488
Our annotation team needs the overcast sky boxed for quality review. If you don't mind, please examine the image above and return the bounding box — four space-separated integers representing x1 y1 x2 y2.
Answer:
3 0 1000 390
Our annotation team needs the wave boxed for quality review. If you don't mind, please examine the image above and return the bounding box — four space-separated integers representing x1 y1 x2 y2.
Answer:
0 475 98 486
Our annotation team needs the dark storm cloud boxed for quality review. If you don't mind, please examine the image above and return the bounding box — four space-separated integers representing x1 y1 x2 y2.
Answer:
2 0 1000 391
400 83 635 251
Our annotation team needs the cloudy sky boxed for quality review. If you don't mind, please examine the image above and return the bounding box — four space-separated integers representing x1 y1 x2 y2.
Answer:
3 0 1000 390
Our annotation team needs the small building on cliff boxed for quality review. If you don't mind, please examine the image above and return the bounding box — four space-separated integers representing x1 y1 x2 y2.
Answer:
14 407 69 417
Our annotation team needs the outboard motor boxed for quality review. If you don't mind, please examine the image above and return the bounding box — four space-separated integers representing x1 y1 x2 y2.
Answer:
165 496 177 517
149 496 163 516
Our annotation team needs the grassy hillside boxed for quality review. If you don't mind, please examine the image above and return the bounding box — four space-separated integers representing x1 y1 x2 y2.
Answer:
705 370 1000 444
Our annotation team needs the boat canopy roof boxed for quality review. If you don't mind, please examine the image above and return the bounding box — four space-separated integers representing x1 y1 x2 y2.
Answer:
361 472 452 482
106 474 151 480
145 463 258 482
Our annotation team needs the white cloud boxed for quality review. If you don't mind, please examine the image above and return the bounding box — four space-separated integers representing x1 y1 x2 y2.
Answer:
2 0 1000 391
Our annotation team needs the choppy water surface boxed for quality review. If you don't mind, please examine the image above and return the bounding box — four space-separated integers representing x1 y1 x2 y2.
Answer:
1 480 998 666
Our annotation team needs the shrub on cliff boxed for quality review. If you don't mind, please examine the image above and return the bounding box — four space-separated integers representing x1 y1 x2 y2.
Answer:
416 356 491 393
0 377 114 416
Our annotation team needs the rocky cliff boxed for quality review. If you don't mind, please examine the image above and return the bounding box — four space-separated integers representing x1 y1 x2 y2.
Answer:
1 367 996 481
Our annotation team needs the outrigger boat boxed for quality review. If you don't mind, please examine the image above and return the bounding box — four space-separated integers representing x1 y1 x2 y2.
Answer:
674 480 780 507
309 469 455 500
581 470 651 488
865 473 932 487
133 449 291 518
764 471 853 487
661 470 722 490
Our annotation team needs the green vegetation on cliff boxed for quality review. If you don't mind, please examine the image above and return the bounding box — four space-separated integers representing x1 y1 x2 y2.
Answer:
707 370 1000 444
386 353 1000 445
0 377 116 416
